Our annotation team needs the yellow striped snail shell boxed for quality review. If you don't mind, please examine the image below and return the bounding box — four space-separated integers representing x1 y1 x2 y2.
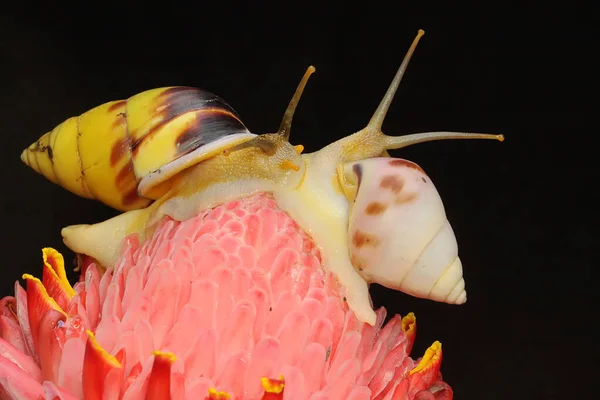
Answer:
21 86 257 211
21 30 503 325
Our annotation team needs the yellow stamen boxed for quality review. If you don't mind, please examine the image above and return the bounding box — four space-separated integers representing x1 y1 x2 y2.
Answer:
293 144 304 154
409 340 442 375
261 375 285 393
401 312 416 333
152 350 177 363
207 388 231 399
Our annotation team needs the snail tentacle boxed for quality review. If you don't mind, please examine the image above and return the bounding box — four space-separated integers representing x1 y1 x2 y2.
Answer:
223 65 315 158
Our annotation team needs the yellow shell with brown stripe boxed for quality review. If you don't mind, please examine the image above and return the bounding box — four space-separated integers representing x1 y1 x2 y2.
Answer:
21 86 256 211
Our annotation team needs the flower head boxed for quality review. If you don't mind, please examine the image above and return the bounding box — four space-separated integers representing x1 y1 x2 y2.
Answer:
0 193 452 399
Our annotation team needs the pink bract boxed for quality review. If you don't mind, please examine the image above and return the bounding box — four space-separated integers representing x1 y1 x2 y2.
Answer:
0 193 452 399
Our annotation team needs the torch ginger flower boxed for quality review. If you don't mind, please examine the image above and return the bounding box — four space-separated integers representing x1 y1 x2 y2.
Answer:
0 193 452 399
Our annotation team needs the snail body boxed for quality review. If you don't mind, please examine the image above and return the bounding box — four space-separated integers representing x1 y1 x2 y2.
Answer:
21 30 503 325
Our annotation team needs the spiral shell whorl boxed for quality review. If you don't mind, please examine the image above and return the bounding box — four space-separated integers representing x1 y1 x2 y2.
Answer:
21 87 251 211
343 157 467 305
20 108 150 210
400 221 467 304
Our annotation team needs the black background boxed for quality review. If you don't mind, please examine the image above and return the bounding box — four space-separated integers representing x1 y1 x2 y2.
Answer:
1 1 596 399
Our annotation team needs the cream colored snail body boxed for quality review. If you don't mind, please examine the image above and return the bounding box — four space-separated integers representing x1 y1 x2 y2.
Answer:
21 30 503 326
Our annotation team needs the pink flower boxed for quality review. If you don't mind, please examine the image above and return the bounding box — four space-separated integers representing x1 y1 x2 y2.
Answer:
0 193 452 399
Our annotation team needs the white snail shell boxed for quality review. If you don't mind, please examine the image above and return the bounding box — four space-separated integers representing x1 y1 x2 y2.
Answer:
342 157 466 305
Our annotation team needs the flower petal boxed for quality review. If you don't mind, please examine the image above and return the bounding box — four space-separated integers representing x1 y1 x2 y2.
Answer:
243 337 281 398
415 381 453 400
215 352 248 395
220 299 256 357
14 282 36 360
183 377 213 400
82 265 101 329
57 337 86 398
409 341 443 396
402 312 417 356
82 330 123 400
185 328 217 380
388 378 410 400
75 254 105 281
346 385 372 400
369 333 410 396
37 309 67 382
147 260 181 348
41 248 76 311
327 332 361 383
0 336 41 381
356 307 387 362
295 342 327 393
0 299 28 354
0 355 45 399
323 359 361 400
146 351 177 400
22 274 67 355
276 310 310 366
42 381 80 400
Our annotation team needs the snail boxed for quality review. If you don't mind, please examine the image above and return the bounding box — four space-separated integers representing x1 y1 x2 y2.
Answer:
21 29 503 326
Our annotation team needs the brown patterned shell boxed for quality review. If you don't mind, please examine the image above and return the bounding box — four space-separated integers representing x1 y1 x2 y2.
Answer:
21 86 255 211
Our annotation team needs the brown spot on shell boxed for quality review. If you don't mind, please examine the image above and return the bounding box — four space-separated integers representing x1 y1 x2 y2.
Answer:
388 158 426 174
174 109 247 156
365 201 387 215
380 175 404 193
121 187 143 207
394 192 418 204
352 230 379 248
113 162 147 207
111 112 127 130
30 140 54 162
110 136 131 167
351 253 368 271
107 100 127 113
115 162 138 191
130 87 247 157
159 87 238 121
108 100 127 129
